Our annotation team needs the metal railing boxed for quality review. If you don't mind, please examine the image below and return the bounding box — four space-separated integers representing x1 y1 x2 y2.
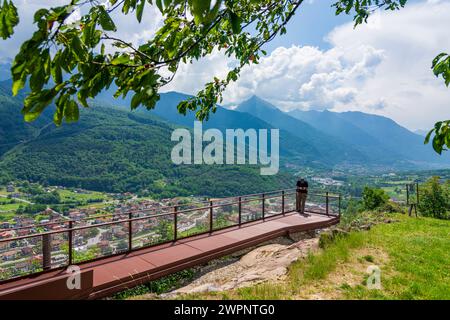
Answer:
0 189 340 282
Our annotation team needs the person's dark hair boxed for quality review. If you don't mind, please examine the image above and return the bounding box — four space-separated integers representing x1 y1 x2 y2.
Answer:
297 178 308 188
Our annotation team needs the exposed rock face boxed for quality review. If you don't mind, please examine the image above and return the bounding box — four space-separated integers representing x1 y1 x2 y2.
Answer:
163 237 319 297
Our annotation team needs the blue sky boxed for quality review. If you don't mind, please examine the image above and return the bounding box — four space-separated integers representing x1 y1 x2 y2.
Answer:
263 0 353 52
1 0 449 131
165 0 449 131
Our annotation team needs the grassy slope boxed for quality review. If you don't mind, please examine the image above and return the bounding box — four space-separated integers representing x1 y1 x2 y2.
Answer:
181 215 450 300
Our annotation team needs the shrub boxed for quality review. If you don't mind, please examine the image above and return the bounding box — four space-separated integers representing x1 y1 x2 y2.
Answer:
362 187 389 211
418 177 449 219
33 190 61 204
381 200 403 213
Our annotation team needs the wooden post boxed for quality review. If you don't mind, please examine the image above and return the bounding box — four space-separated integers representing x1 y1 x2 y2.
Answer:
338 194 341 218
406 184 410 206
282 190 285 215
326 192 329 216
416 182 419 206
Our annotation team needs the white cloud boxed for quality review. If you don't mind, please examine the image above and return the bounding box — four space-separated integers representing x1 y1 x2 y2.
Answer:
0 1 163 58
221 44 384 111
164 44 384 111
161 49 234 94
167 0 450 131
3 1 450 131
326 0 450 130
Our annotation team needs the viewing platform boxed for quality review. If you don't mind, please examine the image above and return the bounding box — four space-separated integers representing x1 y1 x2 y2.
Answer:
0 189 340 299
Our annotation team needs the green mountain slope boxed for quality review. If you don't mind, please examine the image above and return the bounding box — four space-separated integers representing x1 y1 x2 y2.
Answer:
236 96 368 164
260 98 448 168
338 111 447 164
288 109 402 163
289 106 449 166
0 92 292 197
0 80 53 156
99 91 325 165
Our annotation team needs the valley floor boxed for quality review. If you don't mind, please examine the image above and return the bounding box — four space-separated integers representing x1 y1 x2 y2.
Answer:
130 214 450 300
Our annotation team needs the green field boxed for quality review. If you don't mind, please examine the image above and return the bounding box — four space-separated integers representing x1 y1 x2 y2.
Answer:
0 197 22 213
59 189 111 203
0 203 22 212
0 212 15 222
178 215 450 300
381 185 407 200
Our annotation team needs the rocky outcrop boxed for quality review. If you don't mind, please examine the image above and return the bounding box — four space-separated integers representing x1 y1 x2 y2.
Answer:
162 237 319 297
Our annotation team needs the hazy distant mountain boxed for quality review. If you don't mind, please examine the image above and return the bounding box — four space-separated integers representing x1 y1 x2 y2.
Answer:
414 129 428 137
0 72 450 178
288 109 402 162
236 96 368 164
338 111 443 164
0 61 12 81
288 108 448 166
98 90 329 164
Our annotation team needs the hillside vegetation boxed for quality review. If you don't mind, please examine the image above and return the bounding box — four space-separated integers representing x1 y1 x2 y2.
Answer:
179 215 450 300
0 99 292 197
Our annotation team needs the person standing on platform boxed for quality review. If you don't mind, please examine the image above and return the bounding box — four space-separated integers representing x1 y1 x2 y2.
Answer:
296 178 309 215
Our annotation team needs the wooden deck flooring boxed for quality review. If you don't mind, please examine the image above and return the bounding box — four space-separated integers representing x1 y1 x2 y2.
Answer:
0 212 339 300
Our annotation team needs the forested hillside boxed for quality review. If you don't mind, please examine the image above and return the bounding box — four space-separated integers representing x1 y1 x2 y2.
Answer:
0 93 292 197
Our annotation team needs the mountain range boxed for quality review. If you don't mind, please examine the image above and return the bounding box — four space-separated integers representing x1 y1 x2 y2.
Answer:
0 69 448 196
146 93 447 168
0 83 294 197
102 92 448 168
287 108 444 165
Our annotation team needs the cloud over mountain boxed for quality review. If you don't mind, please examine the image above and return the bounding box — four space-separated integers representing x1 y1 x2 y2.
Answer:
165 0 450 130
2 0 449 131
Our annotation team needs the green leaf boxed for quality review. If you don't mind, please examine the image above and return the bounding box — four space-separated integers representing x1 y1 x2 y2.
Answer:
51 52 63 84
432 53 447 68
155 0 164 12
229 11 241 34
131 92 142 109
424 129 434 145
0 0 19 39
110 55 130 65
98 6 116 31
136 0 145 22
12 77 25 96
64 99 79 122
22 89 58 122
71 36 88 61
425 120 450 155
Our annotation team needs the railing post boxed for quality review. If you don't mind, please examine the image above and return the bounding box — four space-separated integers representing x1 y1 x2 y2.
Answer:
68 221 73 265
416 181 419 206
338 194 341 218
209 200 213 233
42 233 51 270
174 206 178 241
262 193 265 220
282 190 285 215
326 192 329 216
128 212 133 252
406 184 410 206
238 197 242 226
